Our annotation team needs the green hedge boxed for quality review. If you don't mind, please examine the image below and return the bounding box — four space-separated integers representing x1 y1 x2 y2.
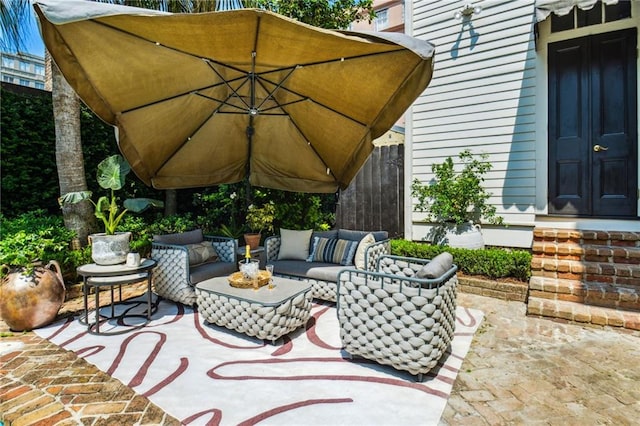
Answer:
390 239 531 282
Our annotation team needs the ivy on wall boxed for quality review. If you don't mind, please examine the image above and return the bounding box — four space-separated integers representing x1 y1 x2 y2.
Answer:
0 83 161 217
1 85 59 215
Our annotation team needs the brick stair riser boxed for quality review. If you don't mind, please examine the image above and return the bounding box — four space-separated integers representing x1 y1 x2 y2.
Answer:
529 276 640 311
531 259 640 287
530 230 640 287
528 290 640 311
527 297 640 331
528 229 640 329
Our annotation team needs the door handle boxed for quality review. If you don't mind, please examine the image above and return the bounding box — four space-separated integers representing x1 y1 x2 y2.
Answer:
593 144 609 152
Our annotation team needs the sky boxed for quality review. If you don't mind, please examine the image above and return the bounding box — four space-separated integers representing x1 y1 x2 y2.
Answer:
4 6 46 56
23 10 45 56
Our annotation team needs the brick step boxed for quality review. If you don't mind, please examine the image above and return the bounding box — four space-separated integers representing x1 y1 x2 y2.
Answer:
528 276 640 311
533 228 640 244
458 275 528 302
530 258 640 286
532 240 640 261
527 296 640 331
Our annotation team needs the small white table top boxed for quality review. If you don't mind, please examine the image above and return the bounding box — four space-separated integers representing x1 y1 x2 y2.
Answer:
77 258 156 277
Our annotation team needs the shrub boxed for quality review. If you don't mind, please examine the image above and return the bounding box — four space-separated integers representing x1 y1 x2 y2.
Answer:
122 214 199 258
411 149 503 226
0 211 89 279
390 239 531 282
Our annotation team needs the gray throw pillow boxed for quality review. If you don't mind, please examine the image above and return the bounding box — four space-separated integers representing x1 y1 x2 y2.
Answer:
278 229 313 260
185 241 218 266
416 252 454 279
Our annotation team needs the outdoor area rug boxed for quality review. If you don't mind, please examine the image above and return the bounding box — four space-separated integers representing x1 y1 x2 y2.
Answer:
35 295 484 425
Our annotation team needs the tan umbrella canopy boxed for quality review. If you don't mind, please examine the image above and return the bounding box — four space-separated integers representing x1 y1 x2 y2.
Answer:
33 0 435 193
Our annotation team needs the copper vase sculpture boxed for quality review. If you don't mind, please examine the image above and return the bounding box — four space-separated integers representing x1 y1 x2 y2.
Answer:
0 260 65 331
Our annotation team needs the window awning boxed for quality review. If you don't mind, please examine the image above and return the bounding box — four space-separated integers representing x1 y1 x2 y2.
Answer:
535 0 619 22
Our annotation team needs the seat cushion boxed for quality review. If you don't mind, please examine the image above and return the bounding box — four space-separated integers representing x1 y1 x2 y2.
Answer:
272 260 343 282
312 230 338 240
190 261 236 285
306 264 345 282
153 229 204 245
338 229 388 242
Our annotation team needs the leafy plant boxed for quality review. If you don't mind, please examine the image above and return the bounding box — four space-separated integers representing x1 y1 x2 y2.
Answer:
149 213 198 235
58 155 163 235
0 211 83 276
120 215 153 258
194 184 246 236
218 223 245 240
269 191 334 232
245 202 276 235
411 149 503 226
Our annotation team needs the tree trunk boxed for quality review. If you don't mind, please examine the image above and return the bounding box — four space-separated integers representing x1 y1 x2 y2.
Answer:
51 56 95 245
164 189 177 216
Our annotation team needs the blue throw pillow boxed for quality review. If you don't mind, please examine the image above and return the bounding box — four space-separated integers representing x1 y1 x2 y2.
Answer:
307 237 358 266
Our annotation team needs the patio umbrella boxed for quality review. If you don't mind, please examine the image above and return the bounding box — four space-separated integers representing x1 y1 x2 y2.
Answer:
33 0 435 193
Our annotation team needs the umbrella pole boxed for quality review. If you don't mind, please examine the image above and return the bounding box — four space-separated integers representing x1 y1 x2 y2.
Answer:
244 51 258 208
245 121 253 207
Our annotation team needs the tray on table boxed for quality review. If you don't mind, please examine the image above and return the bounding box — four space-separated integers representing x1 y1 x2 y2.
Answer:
228 270 271 289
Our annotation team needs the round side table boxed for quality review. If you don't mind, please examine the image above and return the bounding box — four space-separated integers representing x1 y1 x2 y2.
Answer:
76 259 157 335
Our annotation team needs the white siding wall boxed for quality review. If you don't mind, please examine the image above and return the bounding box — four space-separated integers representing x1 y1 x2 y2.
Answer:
408 0 538 248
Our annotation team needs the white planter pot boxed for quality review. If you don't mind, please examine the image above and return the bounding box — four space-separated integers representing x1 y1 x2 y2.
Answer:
88 232 131 265
441 223 484 250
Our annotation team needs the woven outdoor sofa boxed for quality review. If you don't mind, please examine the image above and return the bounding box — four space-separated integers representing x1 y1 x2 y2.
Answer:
265 229 390 302
337 253 458 381
151 229 238 306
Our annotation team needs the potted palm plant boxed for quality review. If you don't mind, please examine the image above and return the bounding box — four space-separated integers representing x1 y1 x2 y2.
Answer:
244 202 276 249
411 149 503 249
59 155 163 265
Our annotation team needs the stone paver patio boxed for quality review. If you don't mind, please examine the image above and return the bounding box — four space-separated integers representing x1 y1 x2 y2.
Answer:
1 286 639 425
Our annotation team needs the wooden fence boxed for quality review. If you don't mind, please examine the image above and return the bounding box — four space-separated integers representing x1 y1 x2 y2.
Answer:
335 144 404 238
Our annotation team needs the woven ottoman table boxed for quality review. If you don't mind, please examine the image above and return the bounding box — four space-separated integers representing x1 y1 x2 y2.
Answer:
196 276 313 344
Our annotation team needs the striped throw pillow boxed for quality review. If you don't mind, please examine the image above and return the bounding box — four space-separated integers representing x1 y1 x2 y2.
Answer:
307 237 358 266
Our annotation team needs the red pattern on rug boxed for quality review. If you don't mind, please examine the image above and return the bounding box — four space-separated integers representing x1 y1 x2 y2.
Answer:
36 296 483 425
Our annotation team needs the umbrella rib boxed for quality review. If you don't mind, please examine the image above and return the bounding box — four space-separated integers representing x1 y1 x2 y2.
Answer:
204 60 251 111
254 66 298 111
92 20 252 76
282 114 337 182
120 76 247 115
194 93 247 113
153 106 222 177
260 98 307 113
257 75 367 127
256 49 406 76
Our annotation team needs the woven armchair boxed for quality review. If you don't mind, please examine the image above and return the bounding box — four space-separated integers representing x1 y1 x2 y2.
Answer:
337 254 458 381
152 234 237 306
